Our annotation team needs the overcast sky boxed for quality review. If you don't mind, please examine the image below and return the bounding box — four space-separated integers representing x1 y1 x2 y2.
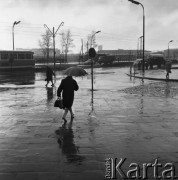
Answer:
0 0 178 53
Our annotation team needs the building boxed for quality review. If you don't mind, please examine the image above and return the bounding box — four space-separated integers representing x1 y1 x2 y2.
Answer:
98 45 103 51
97 49 151 61
164 49 178 60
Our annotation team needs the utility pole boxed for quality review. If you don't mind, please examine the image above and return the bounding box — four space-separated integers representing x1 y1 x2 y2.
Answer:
140 36 143 58
87 41 89 59
81 39 84 64
44 22 64 71
168 40 173 60
137 38 139 58
128 0 145 74
137 36 142 58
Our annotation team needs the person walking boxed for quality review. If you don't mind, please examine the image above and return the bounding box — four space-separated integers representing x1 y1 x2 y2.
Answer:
57 76 79 122
45 66 55 87
165 60 172 79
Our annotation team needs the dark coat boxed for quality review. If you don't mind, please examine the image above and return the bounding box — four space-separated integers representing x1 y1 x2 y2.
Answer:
165 61 172 73
46 67 55 81
57 76 79 108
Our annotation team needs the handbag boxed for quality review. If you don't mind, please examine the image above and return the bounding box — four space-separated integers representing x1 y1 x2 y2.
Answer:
54 98 64 109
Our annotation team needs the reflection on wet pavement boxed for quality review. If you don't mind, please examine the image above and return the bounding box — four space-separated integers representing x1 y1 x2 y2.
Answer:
55 121 85 164
46 87 54 102
0 70 35 85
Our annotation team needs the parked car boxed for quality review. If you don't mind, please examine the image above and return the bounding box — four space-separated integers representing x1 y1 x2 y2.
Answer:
147 54 165 69
98 55 115 65
170 59 178 64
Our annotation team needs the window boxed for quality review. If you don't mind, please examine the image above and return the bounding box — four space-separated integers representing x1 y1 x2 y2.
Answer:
10 53 17 59
1 53 8 59
18 53 25 59
26 54 32 59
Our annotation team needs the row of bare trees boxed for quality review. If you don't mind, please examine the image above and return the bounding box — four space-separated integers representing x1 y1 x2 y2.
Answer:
61 30 74 63
39 29 98 63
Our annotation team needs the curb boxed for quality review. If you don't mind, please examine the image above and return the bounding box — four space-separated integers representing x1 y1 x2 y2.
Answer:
126 73 178 82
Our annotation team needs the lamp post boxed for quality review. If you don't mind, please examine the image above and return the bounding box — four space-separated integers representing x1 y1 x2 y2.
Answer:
90 31 101 48
137 35 143 58
44 22 64 71
128 0 145 74
12 21 21 50
88 31 101 116
168 40 173 60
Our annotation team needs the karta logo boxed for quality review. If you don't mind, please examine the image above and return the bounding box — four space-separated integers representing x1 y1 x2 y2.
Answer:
105 158 177 179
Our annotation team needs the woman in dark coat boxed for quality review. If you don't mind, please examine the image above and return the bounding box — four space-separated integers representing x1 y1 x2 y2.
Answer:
45 66 55 87
57 76 79 122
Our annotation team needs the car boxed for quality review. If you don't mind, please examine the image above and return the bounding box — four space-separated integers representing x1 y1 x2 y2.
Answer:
147 54 165 69
98 55 115 65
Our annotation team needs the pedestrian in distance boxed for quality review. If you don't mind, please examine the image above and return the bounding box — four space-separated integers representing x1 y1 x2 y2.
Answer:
57 76 79 122
165 60 172 79
45 66 55 87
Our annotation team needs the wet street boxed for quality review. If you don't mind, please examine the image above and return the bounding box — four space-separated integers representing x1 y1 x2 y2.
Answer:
0 67 178 180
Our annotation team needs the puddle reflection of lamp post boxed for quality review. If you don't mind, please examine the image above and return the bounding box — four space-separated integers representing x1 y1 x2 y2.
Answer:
128 0 145 74
168 40 173 60
12 21 21 50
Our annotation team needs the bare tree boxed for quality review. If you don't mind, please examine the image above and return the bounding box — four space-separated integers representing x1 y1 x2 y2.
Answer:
61 29 74 63
39 30 52 64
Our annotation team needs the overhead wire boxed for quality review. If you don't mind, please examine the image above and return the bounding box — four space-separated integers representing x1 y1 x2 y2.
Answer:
0 21 169 50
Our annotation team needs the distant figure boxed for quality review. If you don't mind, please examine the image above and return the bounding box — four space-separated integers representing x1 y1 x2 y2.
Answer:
130 64 133 74
145 61 148 70
57 76 79 122
45 66 55 87
165 60 172 79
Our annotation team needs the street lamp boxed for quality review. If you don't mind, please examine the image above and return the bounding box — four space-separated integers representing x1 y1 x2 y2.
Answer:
128 0 145 74
44 22 64 71
90 31 101 48
88 31 101 116
137 35 143 58
168 40 173 60
12 21 21 50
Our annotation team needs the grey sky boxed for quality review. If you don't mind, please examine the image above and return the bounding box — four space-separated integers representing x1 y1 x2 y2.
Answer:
0 0 178 52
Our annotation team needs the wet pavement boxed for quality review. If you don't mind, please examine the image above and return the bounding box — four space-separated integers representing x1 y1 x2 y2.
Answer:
0 67 178 180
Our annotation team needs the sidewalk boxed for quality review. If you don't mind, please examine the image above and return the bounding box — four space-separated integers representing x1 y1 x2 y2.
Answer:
131 67 178 81
0 67 178 180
